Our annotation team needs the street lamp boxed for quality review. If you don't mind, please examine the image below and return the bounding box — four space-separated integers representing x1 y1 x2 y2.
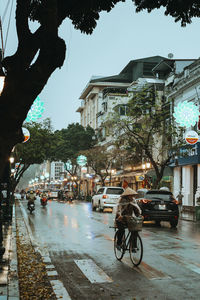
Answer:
142 162 151 188
0 49 5 96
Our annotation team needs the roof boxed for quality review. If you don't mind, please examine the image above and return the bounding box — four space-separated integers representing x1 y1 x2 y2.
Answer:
120 56 167 74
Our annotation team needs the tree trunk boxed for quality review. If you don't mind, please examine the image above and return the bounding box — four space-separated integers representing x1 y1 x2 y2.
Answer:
0 0 66 185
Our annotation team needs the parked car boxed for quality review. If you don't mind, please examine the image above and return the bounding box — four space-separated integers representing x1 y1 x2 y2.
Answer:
92 186 124 212
138 189 179 227
136 188 149 200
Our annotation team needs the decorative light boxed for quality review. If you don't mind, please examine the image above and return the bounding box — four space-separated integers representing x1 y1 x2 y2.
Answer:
77 155 87 166
173 101 199 128
25 96 45 122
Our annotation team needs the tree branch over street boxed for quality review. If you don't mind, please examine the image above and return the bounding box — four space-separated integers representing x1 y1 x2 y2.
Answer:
111 84 185 188
0 0 198 181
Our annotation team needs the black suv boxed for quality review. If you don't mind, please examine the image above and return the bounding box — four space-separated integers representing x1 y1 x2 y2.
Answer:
138 190 179 227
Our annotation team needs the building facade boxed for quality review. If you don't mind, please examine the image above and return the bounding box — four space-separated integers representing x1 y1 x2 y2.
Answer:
165 59 200 217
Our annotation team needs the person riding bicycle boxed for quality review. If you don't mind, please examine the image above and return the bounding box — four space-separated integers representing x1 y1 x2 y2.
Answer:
27 190 36 209
115 187 142 251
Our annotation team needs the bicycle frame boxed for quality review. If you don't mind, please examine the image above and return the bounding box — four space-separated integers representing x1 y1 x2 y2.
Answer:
121 229 133 251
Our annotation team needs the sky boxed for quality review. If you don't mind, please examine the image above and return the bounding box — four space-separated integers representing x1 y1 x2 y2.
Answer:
1 0 200 131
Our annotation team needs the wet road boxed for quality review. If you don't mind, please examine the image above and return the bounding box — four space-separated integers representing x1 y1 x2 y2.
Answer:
20 198 200 300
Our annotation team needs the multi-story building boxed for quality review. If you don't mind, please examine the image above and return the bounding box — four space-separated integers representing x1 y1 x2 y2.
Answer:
77 56 199 200
77 56 167 143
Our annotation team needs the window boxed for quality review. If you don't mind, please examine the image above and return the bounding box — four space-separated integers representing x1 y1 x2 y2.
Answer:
106 188 124 195
118 105 129 116
102 102 107 112
97 188 104 194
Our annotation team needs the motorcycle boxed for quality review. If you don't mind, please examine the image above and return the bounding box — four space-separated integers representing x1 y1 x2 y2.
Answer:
28 202 35 214
40 197 48 207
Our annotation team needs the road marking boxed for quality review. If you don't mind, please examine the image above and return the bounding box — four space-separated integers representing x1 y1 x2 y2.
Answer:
74 259 113 283
123 258 171 280
47 270 58 276
162 254 200 275
50 279 72 300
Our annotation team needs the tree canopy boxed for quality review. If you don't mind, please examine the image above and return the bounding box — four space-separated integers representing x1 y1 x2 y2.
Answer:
11 119 54 192
52 123 96 175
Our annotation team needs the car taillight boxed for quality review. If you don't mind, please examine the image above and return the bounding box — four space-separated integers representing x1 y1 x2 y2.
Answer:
102 195 108 199
140 199 152 204
172 199 179 205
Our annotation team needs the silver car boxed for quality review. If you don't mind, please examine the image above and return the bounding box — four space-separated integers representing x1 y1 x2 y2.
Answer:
92 186 124 212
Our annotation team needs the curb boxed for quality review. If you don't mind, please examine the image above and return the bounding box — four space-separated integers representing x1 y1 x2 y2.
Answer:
0 203 19 300
8 204 20 299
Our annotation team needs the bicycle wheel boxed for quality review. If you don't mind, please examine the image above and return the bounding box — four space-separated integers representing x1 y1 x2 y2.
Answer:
129 232 143 266
114 231 125 261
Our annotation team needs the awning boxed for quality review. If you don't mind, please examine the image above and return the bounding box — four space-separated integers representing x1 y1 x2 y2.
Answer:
146 166 173 177
114 171 144 179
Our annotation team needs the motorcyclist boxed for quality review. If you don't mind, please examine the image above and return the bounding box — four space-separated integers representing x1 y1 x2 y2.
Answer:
20 189 25 200
27 190 36 209
40 191 48 205
114 187 142 251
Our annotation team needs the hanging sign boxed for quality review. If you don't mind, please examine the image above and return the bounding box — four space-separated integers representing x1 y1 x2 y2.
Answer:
185 130 199 145
22 127 30 143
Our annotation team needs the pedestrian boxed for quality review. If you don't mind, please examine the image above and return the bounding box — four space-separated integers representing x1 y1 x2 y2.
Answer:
177 191 183 214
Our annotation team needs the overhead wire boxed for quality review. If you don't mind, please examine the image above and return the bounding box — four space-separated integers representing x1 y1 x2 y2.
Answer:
2 0 11 24
0 17 4 58
4 0 14 53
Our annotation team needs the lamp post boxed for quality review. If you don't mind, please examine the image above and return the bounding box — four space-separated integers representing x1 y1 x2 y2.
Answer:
0 49 5 96
142 162 151 188
0 187 5 262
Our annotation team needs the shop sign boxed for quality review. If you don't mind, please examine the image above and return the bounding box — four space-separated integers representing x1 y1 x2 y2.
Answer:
185 130 199 145
135 175 145 181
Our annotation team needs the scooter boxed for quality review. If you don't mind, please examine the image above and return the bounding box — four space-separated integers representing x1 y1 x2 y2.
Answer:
28 202 35 214
40 197 48 207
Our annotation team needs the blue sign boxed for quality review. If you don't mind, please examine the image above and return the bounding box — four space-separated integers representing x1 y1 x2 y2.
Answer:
169 143 200 166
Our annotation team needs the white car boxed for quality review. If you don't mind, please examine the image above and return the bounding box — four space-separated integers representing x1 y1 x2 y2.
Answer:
92 186 124 212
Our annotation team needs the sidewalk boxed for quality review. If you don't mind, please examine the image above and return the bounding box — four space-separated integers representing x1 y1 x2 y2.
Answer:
0 205 19 299
0 201 63 300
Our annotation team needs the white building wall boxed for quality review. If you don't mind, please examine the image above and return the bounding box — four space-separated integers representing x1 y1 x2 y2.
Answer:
173 167 181 198
182 165 193 206
195 164 200 205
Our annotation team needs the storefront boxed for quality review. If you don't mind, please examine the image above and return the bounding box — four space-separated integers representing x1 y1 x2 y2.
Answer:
170 143 200 217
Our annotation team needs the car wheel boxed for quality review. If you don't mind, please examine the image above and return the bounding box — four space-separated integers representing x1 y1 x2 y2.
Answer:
92 201 96 211
155 220 161 226
98 201 103 212
170 219 178 228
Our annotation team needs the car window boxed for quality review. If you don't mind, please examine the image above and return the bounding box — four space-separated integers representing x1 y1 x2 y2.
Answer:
97 188 104 195
145 192 173 201
106 188 124 195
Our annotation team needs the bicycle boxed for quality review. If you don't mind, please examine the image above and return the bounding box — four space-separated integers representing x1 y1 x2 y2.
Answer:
111 221 143 266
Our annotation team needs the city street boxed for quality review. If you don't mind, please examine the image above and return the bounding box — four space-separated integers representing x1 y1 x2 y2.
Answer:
18 198 200 300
